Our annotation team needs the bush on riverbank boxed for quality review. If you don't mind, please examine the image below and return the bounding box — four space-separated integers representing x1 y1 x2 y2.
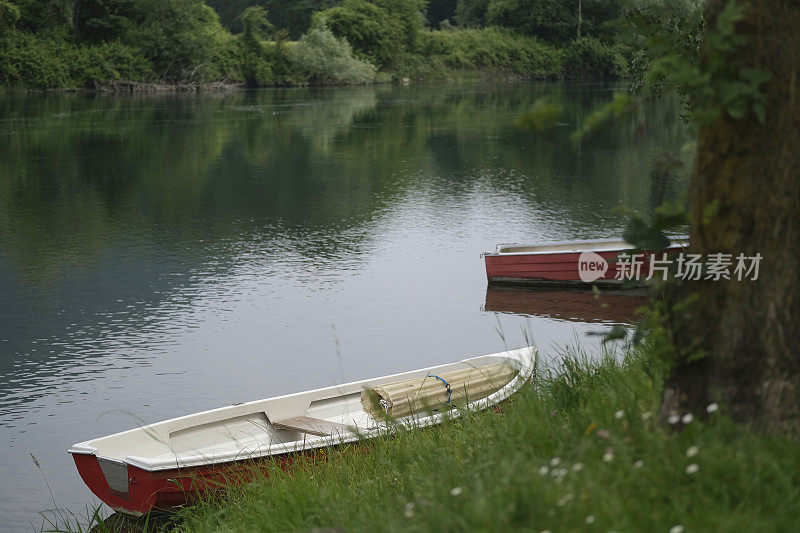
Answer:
158 346 799 532
563 36 628 80
314 0 410 69
0 31 153 89
415 27 564 79
0 0 635 89
0 0 239 89
290 24 376 85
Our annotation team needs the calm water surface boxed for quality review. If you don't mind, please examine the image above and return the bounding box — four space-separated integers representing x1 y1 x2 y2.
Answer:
0 83 690 530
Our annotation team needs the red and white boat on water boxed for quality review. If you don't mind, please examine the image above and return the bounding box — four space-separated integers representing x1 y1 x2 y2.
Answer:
70 347 536 516
483 236 688 287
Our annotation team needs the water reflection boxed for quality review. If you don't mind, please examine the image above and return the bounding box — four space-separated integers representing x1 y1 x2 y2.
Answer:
484 286 649 325
0 82 690 531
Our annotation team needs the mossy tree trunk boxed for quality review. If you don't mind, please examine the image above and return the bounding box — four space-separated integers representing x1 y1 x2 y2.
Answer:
660 0 800 433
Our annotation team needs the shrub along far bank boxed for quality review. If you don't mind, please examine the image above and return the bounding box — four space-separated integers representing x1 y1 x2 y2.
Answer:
0 0 630 90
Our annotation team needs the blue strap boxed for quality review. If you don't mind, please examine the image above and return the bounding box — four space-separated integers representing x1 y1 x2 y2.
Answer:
428 374 452 403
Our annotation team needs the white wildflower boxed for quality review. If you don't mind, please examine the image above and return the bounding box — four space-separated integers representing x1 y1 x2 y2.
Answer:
615 410 625 420
634 460 644 468
707 403 719 414
450 486 463 496
403 502 415 518
538 465 550 476
682 413 694 424
585 515 596 524
686 446 699 458
667 414 680 424
549 457 561 467
669 526 685 533
603 451 614 462
686 463 699 474
572 462 584 472
641 410 653 420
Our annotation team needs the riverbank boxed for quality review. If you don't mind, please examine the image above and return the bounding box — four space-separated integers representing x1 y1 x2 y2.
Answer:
73 346 799 532
0 1 629 91
0 29 615 91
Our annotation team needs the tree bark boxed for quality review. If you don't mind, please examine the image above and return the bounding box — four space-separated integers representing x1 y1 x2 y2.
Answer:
660 0 800 433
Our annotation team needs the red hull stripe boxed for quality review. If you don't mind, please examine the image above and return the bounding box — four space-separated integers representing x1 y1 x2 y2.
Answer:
72 450 330 515
485 248 680 281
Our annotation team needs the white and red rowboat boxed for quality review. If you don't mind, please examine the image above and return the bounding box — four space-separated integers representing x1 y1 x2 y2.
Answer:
483 237 688 287
70 347 536 516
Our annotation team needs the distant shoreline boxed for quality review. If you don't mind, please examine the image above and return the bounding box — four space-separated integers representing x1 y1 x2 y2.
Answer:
0 72 613 95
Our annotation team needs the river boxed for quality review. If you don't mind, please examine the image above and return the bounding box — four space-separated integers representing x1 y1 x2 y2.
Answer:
0 82 690 530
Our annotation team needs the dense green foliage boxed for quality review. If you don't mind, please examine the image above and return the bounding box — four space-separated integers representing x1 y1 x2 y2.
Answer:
238 6 275 86
289 23 376 84
313 0 426 68
563 36 627 79
454 0 489 28
314 0 407 68
487 0 578 43
204 0 336 38
456 0 625 44
417 27 564 78
427 0 458 28
0 0 677 88
0 0 239 87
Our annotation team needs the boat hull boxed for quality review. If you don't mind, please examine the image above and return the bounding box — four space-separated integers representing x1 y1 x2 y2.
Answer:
484 243 685 287
72 447 326 515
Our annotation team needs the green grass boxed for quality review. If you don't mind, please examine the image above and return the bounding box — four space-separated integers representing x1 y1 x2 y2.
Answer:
158 347 797 532
63 345 800 532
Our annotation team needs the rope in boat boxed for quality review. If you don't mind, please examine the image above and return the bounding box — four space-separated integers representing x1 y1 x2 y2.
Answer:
428 374 452 404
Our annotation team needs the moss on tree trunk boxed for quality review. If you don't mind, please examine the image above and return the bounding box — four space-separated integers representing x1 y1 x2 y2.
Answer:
661 0 800 433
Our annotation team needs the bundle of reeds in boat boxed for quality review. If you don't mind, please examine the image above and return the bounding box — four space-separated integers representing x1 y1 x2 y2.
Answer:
361 363 518 420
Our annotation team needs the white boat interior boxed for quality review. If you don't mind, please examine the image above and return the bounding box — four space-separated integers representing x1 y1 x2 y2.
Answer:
490 236 689 256
70 347 536 471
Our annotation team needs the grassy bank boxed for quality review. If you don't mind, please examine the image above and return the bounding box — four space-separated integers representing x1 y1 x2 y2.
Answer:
0 0 631 90
0 26 615 91
74 346 799 532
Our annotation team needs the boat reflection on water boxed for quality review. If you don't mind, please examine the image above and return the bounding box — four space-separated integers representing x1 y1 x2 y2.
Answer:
483 285 649 325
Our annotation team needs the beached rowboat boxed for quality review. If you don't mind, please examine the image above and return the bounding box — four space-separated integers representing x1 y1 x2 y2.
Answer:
483 237 688 287
70 347 536 516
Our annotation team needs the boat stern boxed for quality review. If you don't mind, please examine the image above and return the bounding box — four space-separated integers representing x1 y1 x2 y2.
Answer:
70 451 158 516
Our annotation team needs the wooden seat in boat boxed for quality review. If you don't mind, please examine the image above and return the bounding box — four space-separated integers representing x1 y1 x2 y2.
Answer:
273 416 354 437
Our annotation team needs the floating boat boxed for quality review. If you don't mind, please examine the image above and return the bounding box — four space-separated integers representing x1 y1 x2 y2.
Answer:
70 347 536 516
483 237 688 288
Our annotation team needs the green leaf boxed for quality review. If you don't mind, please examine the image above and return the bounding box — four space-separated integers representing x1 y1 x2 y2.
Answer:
702 199 720 226
726 100 746 119
602 325 628 344
741 68 772 85
623 215 671 251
